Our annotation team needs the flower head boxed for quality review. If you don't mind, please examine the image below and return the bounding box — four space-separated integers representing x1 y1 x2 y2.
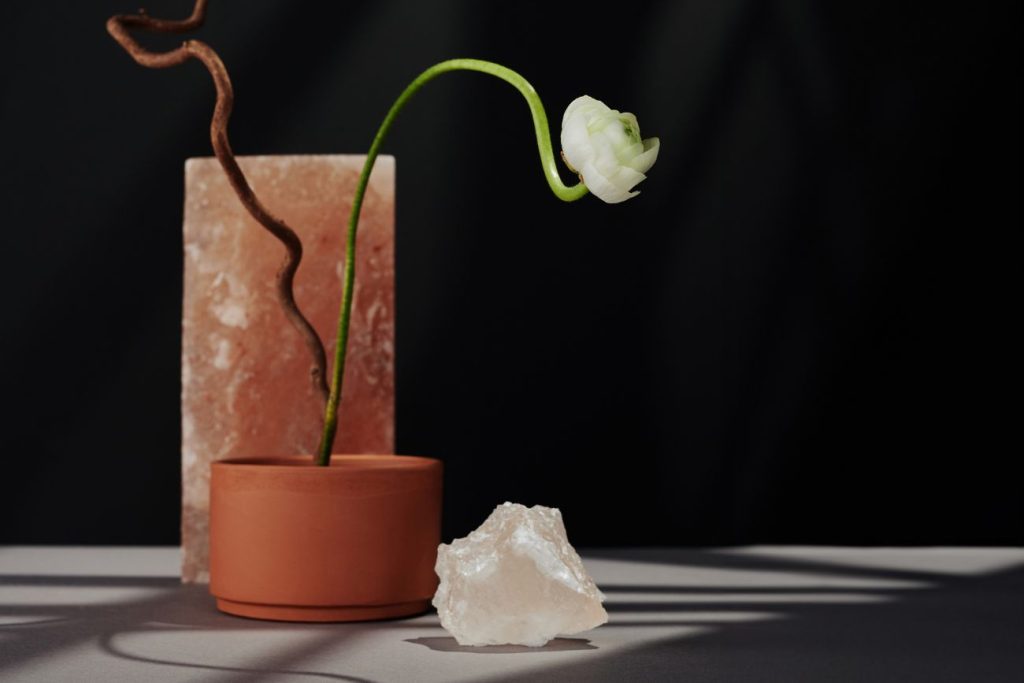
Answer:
560 95 659 204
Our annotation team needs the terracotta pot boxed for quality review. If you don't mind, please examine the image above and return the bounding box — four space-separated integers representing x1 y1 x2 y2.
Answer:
209 455 442 622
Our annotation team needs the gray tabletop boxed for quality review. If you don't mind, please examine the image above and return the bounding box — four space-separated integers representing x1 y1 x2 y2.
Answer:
1 546 1022 682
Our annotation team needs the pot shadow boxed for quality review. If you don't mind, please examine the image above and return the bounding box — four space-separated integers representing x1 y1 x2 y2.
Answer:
405 636 596 654
0 575 379 682
98 629 377 682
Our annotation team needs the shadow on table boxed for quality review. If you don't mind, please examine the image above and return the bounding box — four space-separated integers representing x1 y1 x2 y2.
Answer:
405 636 596 653
0 575 377 682
485 548 1024 683
2 550 1023 683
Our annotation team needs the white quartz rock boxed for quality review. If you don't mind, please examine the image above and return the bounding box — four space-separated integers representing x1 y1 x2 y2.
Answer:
432 502 608 647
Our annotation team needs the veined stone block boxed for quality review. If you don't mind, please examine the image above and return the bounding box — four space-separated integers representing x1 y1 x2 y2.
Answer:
181 155 395 583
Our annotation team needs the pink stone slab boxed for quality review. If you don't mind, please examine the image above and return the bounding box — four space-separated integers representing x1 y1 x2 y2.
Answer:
181 155 394 583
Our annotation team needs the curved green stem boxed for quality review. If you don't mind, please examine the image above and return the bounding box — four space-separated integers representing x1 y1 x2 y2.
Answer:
315 58 587 465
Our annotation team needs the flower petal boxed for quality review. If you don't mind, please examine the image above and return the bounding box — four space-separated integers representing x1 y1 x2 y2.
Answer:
560 95 659 204
580 162 632 203
626 137 660 174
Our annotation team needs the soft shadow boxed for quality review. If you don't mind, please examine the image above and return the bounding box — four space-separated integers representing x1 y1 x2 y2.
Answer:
5 548 1022 682
599 584 905 595
480 555 1024 682
0 576 378 682
587 548 946 584
99 630 377 682
405 636 597 654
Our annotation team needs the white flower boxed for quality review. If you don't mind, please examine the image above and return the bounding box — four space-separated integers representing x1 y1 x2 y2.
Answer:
560 95 660 204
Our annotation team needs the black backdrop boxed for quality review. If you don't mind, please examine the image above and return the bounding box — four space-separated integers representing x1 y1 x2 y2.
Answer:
1 1 1019 546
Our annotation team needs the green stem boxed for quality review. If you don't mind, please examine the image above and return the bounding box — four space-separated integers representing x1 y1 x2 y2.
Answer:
315 58 587 465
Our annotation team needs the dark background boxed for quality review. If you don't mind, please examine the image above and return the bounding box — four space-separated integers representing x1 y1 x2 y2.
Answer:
1 1 1019 546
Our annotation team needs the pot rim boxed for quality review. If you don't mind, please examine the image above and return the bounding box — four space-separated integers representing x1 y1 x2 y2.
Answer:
212 454 440 472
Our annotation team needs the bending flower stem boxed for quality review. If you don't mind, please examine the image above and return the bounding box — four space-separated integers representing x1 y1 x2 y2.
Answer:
316 59 587 465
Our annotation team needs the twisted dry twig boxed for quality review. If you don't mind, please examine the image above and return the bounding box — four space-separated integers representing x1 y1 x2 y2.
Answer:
107 0 330 406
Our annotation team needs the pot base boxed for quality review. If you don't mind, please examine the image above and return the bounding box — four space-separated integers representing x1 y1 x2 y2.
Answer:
215 597 432 623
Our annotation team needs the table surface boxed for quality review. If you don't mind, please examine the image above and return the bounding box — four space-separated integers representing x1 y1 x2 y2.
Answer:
1 546 1022 682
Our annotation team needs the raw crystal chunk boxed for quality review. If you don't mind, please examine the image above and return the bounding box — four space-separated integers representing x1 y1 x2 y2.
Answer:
433 502 608 647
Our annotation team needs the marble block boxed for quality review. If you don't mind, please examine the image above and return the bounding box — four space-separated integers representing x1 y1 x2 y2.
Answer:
181 155 395 583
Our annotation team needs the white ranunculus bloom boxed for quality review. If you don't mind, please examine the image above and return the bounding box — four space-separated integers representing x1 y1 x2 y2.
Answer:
560 95 660 204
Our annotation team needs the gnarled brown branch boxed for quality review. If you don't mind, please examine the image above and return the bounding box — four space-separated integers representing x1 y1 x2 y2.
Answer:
107 0 330 406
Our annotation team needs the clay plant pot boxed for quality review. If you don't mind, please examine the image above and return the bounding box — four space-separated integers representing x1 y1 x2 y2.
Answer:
209 455 442 622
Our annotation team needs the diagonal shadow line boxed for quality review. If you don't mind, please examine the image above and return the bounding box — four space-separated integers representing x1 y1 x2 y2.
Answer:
602 620 777 629
98 628 377 683
0 615 73 628
481 562 1024 683
0 575 180 587
0 582 354 675
598 584 913 594
584 547 965 584
602 601 883 614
